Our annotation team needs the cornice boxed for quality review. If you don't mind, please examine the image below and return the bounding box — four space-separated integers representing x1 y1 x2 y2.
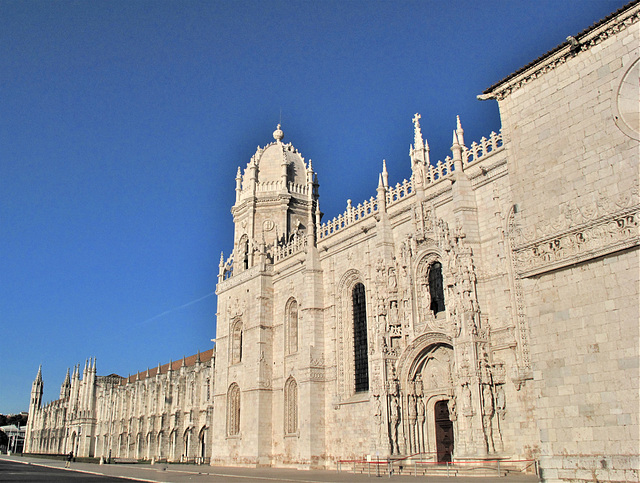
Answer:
481 2 640 101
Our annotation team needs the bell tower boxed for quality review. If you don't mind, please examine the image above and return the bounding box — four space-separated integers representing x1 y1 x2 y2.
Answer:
228 125 319 272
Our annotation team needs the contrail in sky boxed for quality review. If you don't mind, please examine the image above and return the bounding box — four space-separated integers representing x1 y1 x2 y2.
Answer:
137 292 216 327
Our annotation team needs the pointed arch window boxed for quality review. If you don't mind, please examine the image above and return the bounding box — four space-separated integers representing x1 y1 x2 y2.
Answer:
284 377 298 435
231 319 243 364
286 299 298 355
428 262 445 316
352 283 369 393
227 383 240 436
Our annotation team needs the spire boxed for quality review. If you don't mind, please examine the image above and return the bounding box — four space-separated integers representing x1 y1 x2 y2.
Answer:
377 173 387 213
235 167 242 202
64 367 70 385
452 129 459 148
412 113 424 151
35 365 43 383
456 115 465 147
382 160 389 188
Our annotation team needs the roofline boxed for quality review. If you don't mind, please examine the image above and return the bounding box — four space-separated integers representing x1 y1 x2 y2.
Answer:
480 0 640 101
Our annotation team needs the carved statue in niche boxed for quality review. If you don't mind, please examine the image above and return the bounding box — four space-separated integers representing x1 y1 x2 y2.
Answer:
408 393 418 453
389 394 401 455
389 300 399 327
399 240 411 268
482 384 495 453
462 383 473 417
388 267 398 292
416 395 426 452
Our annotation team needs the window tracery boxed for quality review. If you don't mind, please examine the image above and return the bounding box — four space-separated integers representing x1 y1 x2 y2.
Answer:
231 319 243 364
353 282 369 393
227 383 240 436
284 377 298 435
285 298 298 354
428 261 446 316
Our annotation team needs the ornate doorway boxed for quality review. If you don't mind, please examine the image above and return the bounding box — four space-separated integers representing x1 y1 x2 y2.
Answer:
434 400 454 462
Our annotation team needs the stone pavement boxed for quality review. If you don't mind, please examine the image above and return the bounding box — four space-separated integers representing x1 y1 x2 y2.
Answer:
0 455 541 482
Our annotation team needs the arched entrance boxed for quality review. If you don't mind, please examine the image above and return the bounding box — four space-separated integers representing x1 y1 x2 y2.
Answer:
434 400 454 462
395 333 455 457
183 428 191 461
198 427 207 463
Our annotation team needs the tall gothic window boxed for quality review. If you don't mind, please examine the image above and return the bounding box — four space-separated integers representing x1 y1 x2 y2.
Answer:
352 283 369 393
231 320 243 364
227 383 240 436
429 261 445 316
284 377 298 435
286 299 298 354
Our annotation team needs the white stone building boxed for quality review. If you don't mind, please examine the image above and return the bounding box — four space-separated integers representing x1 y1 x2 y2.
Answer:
26 3 638 481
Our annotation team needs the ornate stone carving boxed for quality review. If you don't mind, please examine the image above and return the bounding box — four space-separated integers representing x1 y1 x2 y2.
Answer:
510 191 639 277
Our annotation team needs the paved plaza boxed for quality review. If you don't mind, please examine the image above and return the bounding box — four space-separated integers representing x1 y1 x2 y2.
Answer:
0 455 540 483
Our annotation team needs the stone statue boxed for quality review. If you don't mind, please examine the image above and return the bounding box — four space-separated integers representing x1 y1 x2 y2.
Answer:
389 395 401 455
448 396 457 421
482 384 495 453
462 383 473 417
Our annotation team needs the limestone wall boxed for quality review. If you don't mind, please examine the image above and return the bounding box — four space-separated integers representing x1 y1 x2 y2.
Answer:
493 7 639 482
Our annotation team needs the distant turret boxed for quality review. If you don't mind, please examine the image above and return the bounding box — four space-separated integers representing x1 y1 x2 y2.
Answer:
60 368 71 399
30 365 43 410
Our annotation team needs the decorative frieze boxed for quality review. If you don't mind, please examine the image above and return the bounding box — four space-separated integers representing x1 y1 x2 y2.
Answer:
512 201 639 278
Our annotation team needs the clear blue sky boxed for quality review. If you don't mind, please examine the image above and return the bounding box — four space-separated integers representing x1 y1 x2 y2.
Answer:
0 0 626 414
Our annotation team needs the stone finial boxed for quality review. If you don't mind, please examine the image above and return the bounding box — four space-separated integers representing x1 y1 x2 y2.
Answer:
182 355 186 367
413 113 424 151
273 124 284 142
452 130 460 148
196 351 201 363
157 362 162 375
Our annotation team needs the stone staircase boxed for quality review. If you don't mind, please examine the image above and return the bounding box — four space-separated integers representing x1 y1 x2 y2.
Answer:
339 457 536 478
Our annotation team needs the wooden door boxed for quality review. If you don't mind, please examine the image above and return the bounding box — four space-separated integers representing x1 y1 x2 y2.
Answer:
434 400 454 462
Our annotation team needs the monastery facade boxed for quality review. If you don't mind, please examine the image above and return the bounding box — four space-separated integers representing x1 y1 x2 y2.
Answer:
25 4 639 482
